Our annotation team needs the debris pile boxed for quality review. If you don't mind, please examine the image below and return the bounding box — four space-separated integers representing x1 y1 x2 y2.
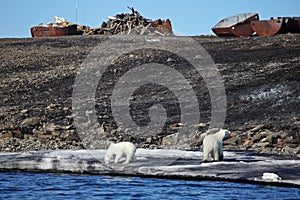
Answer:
31 8 173 37
86 7 172 36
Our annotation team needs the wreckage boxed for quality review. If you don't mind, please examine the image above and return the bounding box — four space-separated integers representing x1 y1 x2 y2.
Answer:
31 8 172 37
30 16 79 37
87 7 172 36
212 13 300 37
251 17 300 36
212 13 259 37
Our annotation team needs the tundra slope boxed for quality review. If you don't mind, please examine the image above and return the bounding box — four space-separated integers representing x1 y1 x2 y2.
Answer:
0 34 299 157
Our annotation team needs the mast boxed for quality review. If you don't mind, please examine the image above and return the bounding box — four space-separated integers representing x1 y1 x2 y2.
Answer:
75 0 78 24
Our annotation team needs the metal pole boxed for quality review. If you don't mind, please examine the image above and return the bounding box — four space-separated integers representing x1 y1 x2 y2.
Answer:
76 0 78 24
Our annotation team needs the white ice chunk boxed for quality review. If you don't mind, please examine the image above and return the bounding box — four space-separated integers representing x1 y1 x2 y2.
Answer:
262 172 282 181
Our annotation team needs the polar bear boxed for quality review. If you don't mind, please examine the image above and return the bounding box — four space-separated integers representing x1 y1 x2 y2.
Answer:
104 142 137 164
202 129 231 162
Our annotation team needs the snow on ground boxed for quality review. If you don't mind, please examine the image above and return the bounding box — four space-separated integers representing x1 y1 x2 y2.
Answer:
0 149 299 187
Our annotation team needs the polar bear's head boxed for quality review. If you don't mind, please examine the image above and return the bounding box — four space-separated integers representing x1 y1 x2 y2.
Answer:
215 129 231 141
221 129 231 139
104 143 115 164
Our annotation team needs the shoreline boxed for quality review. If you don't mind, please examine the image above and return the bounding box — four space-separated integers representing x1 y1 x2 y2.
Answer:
0 149 299 188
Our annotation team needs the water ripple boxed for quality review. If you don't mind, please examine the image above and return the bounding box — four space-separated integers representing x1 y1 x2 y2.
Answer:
0 172 299 200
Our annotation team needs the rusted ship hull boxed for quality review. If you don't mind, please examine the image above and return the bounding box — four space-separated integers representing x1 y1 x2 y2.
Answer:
251 18 283 36
31 25 79 37
212 13 259 37
251 17 300 36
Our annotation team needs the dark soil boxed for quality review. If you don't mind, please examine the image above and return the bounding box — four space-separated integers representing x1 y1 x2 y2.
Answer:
0 34 299 156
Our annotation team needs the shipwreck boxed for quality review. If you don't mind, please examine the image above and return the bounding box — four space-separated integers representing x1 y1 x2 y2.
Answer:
212 13 259 37
251 17 300 36
31 16 80 37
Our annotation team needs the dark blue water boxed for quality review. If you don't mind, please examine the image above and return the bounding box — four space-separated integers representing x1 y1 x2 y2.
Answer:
0 172 299 200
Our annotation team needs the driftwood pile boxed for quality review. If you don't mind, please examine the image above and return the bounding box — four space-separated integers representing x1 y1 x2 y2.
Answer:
80 7 173 36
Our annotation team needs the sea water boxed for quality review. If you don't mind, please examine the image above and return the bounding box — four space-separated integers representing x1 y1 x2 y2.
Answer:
0 172 299 200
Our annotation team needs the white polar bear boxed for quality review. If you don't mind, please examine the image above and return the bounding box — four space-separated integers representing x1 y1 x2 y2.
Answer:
104 142 137 164
202 129 231 162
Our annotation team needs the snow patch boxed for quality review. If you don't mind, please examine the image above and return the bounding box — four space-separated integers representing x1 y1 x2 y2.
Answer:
200 161 234 167
136 149 200 159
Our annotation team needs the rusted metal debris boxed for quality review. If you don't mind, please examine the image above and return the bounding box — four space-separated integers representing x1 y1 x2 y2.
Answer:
31 8 173 37
213 14 300 37
251 17 300 36
31 25 79 37
31 16 80 37
212 13 259 37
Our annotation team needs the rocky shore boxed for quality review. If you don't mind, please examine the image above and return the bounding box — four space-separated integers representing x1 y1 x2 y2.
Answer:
0 34 299 158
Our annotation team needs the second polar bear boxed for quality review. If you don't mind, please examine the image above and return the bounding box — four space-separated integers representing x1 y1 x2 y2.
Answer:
104 142 137 164
203 129 231 162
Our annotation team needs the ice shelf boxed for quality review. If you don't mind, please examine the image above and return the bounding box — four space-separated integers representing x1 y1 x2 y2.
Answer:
0 149 299 188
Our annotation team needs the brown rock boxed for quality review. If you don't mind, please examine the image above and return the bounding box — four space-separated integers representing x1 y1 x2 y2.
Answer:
266 132 281 144
20 117 40 127
243 139 252 146
0 131 13 139
66 132 81 142
38 134 52 141
12 130 24 139
236 137 245 145
274 142 286 148
252 132 269 143
250 124 269 132
230 131 238 137
43 123 58 133
257 142 270 148
51 131 61 137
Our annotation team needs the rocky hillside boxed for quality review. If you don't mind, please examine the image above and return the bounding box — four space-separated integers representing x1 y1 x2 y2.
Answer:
0 34 299 157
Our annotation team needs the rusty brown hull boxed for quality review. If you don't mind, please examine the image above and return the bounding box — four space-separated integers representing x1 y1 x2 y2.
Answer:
234 24 255 37
212 23 255 37
251 19 283 36
31 25 79 37
212 13 259 37
252 17 300 36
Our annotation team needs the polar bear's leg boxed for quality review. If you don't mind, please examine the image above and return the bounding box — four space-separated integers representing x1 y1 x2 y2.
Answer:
125 155 136 164
131 155 137 162
219 149 224 161
203 148 209 162
124 154 131 164
114 153 123 163
124 150 136 164
213 150 219 161
203 137 210 162
109 154 115 164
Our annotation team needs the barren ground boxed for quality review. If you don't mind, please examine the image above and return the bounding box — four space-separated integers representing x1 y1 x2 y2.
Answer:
0 34 299 156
